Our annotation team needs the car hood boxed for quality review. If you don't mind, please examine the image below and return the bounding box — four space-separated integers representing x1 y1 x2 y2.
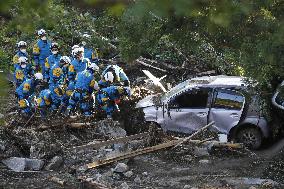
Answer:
136 95 158 108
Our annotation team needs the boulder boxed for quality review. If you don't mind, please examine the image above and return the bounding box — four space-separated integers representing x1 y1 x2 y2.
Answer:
113 163 128 173
2 157 44 172
120 182 129 189
134 175 142 184
124 170 134 178
96 120 126 138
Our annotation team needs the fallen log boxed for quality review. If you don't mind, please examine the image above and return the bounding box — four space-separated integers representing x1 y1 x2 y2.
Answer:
136 59 167 72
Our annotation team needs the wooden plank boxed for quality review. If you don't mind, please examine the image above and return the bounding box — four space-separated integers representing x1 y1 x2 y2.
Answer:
73 132 149 151
87 139 181 169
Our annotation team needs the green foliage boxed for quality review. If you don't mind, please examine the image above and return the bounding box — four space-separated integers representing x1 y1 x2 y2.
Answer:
0 0 282 91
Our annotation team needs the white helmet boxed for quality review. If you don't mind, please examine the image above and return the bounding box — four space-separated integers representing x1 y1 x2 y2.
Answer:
60 56 71 64
37 29 46 36
34 73 43 80
104 72 114 83
88 63 99 71
73 47 84 56
18 56 28 64
17 41 27 48
72 45 80 50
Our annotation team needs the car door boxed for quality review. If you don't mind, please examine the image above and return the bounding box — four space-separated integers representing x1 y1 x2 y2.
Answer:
164 88 211 134
209 88 245 134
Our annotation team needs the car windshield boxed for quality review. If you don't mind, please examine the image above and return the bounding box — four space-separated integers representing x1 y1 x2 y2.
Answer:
161 79 209 101
275 85 284 107
161 80 190 101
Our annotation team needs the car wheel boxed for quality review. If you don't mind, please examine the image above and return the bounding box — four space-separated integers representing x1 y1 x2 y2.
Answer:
235 127 262 150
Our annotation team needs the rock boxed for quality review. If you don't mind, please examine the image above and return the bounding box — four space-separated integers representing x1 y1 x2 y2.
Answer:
183 185 191 189
45 156 63 171
142 172 148 177
124 171 134 178
223 177 279 187
120 182 129 189
113 163 128 173
249 187 257 189
199 159 209 164
193 147 209 157
190 187 198 189
96 120 126 138
0 113 4 119
112 172 121 180
2 157 44 172
134 175 142 184
0 141 5 151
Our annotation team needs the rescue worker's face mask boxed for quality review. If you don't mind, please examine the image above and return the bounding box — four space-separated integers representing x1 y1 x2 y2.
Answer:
41 36 47 41
81 41 87 46
52 50 58 55
20 48 26 53
77 53 83 60
21 64 27 69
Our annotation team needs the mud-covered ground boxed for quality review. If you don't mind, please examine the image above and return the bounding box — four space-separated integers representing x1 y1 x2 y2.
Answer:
1 65 284 189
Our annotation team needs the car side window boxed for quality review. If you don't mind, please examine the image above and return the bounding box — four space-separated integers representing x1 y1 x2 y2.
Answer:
275 86 284 107
169 88 209 108
213 89 244 110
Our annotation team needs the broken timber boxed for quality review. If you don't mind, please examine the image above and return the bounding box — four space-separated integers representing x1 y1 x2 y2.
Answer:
73 132 149 151
86 122 214 169
87 139 180 169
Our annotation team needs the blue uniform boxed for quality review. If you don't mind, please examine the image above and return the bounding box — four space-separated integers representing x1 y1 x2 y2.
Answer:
14 64 34 87
100 65 130 88
67 69 97 116
96 86 126 117
33 39 51 75
68 58 89 81
44 54 61 80
49 86 64 112
12 51 28 70
84 47 99 63
36 89 52 117
61 81 75 112
15 79 37 115
49 62 65 88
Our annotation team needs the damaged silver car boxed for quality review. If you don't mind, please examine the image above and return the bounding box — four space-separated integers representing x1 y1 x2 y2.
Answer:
136 74 271 149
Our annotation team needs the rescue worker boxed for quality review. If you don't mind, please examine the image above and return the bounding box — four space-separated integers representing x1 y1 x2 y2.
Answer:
49 85 65 114
36 86 64 117
70 45 79 61
13 41 28 70
44 42 61 81
98 71 114 88
33 29 51 75
14 57 34 87
66 63 99 116
36 89 52 117
81 34 99 64
15 73 43 116
96 86 131 118
100 64 130 88
68 47 89 81
49 55 68 89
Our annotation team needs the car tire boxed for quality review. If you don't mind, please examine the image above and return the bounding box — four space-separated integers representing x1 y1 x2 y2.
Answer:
235 127 262 150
